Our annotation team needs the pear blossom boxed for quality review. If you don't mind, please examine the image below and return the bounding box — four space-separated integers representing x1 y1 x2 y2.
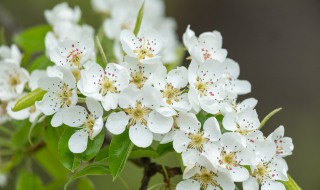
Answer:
78 62 130 111
203 132 251 182
187 59 226 114
243 157 288 190
0 45 22 65
44 2 81 26
183 25 228 63
173 113 221 165
0 63 29 101
120 29 163 64
176 156 235 190
61 98 103 153
153 66 191 116
267 126 294 158
36 66 78 127
106 84 173 148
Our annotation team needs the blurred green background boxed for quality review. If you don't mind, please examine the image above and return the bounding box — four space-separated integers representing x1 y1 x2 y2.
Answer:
0 0 319 189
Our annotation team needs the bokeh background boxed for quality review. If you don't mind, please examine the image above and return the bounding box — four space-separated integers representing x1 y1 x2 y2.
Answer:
1 0 319 189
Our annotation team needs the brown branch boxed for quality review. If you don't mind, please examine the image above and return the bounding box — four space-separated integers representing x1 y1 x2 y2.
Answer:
130 158 182 190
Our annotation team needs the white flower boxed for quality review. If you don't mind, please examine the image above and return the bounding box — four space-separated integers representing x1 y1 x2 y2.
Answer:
0 172 7 188
187 59 226 114
120 29 163 64
106 84 173 148
0 45 22 65
223 108 260 135
36 66 78 126
183 25 228 63
49 37 95 72
177 156 235 190
243 157 288 190
173 113 221 165
28 70 48 91
203 132 250 182
78 62 130 111
222 97 258 115
0 63 29 101
267 126 294 158
154 66 191 116
91 0 118 13
62 97 103 153
44 2 81 26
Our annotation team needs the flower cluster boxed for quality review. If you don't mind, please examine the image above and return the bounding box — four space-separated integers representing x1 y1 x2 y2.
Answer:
0 2 295 190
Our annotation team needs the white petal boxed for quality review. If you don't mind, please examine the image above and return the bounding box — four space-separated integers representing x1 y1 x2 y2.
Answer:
86 97 103 118
141 85 163 109
119 84 140 108
68 130 88 153
268 125 284 140
203 117 221 141
129 123 153 148
28 70 47 90
101 93 119 111
176 179 200 190
256 139 276 162
167 66 188 89
38 77 63 91
156 107 177 117
229 166 249 182
243 176 259 190
176 112 200 133
236 98 258 112
62 106 87 127
222 113 237 131
91 117 103 139
147 111 173 134
36 91 62 115
106 111 129 135
182 149 200 166
221 132 246 152
223 58 240 78
216 171 235 190
173 130 190 153
261 181 285 190
51 108 66 127
6 101 30 120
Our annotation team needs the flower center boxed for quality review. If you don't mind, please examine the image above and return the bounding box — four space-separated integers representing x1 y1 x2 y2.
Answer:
162 84 181 105
59 84 73 107
193 168 218 189
202 49 212 61
85 114 96 139
100 76 117 96
188 132 209 152
29 105 37 114
195 77 208 97
67 48 82 67
252 163 270 183
130 72 146 89
219 152 238 169
124 102 151 126
9 75 20 87
133 38 154 60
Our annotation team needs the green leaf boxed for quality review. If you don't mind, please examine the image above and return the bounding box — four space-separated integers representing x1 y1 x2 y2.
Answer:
76 131 105 162
129 147 159 159
64 163 110 190
11 120 30 150
156 142 174 156
77 177 94 190
58 127 81 171
282 175 302 190
12 88 47 112
259 107 282 129
28 55 53 72
109 130 133 180
16 171 44 190
95 146 109 162
14 25 51 53
133 1 145 36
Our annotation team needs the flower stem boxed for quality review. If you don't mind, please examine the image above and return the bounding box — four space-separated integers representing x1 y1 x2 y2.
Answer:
282 174 302 190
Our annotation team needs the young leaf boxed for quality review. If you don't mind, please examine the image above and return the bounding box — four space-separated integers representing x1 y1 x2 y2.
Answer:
109 129 133 180
58 127 81 171
156 142 174 156
12 88 47 112
133 1 145 36
16 171 44 190
28 55 53 72
129 147 159 159
259 107 282 129
14 25 51 53
282 174 302 190
95 146 109 162
11 120 31 150
76 131 105 162
64 163 110 190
